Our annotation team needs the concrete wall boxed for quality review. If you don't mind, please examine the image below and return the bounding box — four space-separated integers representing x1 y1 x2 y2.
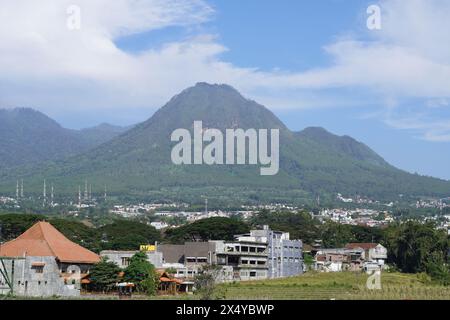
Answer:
100 250 163 269
0 257 79 297
254 228 303 278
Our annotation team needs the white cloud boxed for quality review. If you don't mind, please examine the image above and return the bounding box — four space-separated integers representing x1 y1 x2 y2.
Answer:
0 0 450 141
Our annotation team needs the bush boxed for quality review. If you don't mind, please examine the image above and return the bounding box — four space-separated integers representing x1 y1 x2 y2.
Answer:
194 266 225 300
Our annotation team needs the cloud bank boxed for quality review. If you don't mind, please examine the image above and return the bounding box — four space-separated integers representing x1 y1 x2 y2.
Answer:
0 0 449 140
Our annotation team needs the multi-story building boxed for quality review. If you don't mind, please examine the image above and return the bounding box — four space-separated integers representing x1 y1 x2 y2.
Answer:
158 242 217 279
239 225 303 278
214 239 269 281
156 226 303 282
345 243 388 270
314 243 388 272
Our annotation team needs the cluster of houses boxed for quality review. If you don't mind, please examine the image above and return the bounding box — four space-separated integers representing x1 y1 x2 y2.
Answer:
0 222 304 298
313 208 394 227
0 221 389 298
310 243 388 273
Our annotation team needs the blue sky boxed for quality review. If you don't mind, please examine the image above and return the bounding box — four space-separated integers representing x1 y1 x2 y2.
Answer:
1 0 450 180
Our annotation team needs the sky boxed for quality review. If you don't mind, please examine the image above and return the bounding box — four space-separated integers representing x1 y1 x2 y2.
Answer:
0 0 450 179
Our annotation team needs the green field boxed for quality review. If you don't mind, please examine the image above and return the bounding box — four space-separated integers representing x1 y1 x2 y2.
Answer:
219 272 450 300
2 272 450 300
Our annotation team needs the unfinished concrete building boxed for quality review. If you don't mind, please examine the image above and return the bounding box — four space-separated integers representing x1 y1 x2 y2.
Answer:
0 221 100 297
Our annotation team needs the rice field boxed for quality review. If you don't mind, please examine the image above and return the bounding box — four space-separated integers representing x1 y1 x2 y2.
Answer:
219 272 450 300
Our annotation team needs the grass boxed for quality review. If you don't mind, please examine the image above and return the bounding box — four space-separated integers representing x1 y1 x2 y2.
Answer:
219 272 450 300
3 272 449 300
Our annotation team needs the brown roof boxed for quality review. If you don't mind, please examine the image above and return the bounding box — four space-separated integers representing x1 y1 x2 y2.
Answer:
0 221 100 264
345 243 379 250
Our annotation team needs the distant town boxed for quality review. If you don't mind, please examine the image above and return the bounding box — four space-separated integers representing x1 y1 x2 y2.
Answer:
1 188 450 234
1 185 449 299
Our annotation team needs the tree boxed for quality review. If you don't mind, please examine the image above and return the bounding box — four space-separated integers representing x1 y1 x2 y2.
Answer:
165 267 177 276
0 214 44 241
383 221 449 274
165 217 250 244
123 252 159 296
98 220 161 251
250 210 320 244
194 265 225 300
425 251 450 286
89 257 121 293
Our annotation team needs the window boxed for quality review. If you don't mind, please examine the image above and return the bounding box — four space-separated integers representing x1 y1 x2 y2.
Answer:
33 266 44 274
250 272 257 277
121 257 131 267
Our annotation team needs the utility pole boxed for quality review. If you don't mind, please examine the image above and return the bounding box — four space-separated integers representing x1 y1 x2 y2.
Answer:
20 179 24 198
205 198 208 215
16 180 19 200
104 185 107 202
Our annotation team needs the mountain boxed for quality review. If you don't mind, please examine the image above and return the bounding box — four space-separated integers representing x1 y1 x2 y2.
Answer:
1 83 449 205
0 108 127 171
296 127 389 167
78 123 131 147
0 108 87 170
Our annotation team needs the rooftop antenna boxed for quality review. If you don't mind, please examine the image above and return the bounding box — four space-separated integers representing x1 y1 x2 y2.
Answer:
43 179 47 207
21 179 24 198
84 180 88 200
51 183 54 206
78 186 81 208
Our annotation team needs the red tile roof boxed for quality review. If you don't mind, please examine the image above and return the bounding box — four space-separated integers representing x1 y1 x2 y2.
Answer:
0 221 100 264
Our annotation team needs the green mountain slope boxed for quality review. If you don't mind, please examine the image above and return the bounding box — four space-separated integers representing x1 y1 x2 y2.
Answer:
0 108 87 170
1 84 449 203
0 108 128 171
78 123 131 147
